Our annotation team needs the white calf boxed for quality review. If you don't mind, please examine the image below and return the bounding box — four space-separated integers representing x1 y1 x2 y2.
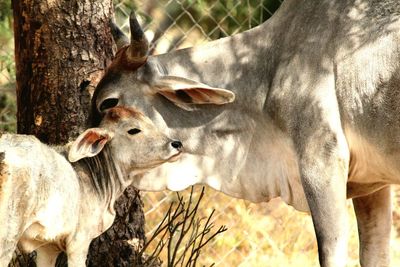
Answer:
0 106 182 266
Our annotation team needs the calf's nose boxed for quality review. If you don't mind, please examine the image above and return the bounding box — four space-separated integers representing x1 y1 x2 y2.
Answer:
171 140 183 150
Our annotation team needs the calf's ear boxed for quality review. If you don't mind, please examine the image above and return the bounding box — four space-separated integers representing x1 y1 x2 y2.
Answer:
153 75 235 110
68 128 114 162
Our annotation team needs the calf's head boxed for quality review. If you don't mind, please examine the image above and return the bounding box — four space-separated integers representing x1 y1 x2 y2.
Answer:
68 107 182 174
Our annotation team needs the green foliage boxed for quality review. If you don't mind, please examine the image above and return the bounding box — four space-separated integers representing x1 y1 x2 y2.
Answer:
0 0 12 40
0 0 16 133
0 92 16 133
0 52 16 80
0 0 11 20
0 0 13 63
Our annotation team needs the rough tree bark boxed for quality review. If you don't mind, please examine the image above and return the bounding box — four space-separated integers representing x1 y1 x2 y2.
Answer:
12 1 146 266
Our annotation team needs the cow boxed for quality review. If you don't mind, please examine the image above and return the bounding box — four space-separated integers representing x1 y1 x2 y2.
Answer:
91 1 400 266
0 107 182 267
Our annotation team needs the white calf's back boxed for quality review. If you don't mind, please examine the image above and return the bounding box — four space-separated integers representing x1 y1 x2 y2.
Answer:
0 134 81 264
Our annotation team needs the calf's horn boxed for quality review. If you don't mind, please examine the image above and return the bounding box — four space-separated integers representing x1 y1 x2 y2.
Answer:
126 11 149 65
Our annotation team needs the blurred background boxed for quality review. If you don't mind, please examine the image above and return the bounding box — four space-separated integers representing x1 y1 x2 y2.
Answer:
2 0 400 266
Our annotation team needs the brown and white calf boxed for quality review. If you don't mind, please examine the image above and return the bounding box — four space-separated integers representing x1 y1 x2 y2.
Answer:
0 107 182 267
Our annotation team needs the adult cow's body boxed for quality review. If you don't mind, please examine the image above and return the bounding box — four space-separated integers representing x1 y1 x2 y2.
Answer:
93 1 400 266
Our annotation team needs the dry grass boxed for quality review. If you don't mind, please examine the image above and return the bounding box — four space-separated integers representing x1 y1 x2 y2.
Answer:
142 186 400 267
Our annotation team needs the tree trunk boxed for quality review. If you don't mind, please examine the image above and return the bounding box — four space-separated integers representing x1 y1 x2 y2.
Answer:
12 1 146 266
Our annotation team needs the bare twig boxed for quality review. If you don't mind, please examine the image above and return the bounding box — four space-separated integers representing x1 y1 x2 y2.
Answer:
141 186 227 267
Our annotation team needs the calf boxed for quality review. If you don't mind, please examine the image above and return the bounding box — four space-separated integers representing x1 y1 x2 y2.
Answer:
0 107 182 267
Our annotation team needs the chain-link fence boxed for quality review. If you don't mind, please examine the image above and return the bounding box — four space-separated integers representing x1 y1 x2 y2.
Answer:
114 0 282 55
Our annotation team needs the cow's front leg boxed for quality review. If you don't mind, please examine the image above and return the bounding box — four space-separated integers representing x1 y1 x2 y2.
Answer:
353 186 391 267
295 124 350 267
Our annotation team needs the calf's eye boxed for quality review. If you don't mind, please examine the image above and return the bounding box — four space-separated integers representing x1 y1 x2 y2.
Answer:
128 128 141 135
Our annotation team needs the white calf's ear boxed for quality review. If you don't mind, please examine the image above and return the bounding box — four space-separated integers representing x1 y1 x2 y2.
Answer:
154 75 235 109
68 128 114 162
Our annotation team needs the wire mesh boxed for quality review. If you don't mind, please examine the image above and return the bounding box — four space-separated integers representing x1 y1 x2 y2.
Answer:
114 0 282 54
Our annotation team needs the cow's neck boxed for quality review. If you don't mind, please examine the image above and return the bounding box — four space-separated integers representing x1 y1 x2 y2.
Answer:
154 21 275 95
